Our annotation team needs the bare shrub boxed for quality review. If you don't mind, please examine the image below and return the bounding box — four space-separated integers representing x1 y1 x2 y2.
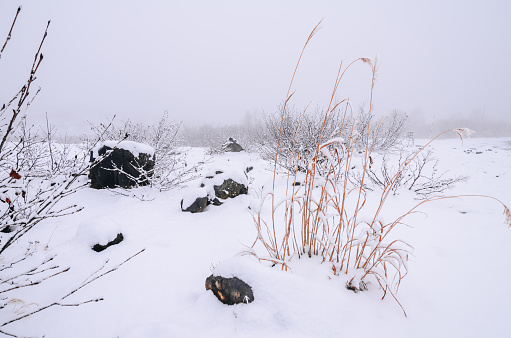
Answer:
257 101 407 173
348 105 408 152
358 148 468 198
257 104 345 172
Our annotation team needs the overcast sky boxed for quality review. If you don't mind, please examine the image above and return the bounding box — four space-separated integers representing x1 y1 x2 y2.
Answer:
1 1 510 135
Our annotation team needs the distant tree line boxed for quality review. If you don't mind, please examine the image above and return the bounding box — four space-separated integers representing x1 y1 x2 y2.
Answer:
406 109 511 138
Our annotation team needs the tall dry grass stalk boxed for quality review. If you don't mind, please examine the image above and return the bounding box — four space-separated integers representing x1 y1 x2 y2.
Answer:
250 20 510 316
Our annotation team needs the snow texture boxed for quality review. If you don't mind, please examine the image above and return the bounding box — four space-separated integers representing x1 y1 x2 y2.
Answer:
4 138 511 338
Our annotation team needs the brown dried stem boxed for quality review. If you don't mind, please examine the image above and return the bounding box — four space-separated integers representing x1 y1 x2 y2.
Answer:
0 6 21 56
0 20 51 154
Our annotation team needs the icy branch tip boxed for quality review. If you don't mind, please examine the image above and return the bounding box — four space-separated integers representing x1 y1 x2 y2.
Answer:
360 57 374 66
454 128 475 139
504 205 511 228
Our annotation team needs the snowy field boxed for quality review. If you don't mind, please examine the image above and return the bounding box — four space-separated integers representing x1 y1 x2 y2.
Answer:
4 137 511 338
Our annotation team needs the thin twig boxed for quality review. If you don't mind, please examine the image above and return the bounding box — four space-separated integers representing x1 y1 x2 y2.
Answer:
61 249 145 300
0 6 21 56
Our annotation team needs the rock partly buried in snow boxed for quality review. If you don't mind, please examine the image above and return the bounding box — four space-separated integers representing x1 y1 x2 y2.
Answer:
205 275 254 305
221 137 244 152
181 188 209 213
213 178 248 199
89 140 155 189
182 167 249 212
1 225 13 233
346 279 369 293
200 169 248 202
181 197 208 213
76 218 124 251
92 233 124 252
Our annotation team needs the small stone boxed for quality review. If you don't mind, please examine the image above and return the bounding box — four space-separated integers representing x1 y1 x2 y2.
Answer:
205 275 254 305
181 197 208 213
210 197 223 206
221 138 244 152
92 233 124 252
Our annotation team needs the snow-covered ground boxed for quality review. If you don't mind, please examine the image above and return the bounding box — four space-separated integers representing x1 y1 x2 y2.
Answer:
4 137 511 338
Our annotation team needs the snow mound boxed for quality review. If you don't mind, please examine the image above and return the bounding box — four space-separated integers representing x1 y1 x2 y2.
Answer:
75 218 124 248
181 187 208 209
202 167 248 186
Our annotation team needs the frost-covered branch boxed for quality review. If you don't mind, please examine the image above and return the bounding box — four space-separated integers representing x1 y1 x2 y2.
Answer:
361 149 467 197
0 8 143 336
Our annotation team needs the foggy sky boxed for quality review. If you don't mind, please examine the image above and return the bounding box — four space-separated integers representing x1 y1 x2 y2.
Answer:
1 1 510 136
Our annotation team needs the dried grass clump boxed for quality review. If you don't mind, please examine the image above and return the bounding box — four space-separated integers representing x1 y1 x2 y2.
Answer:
249 20 510 316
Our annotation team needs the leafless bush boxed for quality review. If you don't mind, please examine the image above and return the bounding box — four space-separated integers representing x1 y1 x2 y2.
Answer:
257 104 408 174
351 106 407 152
358 149 467 198
8 116 85 180
257 104 345 171
89 111 180 150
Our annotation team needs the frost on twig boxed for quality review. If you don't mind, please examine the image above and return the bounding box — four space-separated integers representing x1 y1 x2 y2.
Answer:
0 249 145 332
361 149 468 198
454 128 475 140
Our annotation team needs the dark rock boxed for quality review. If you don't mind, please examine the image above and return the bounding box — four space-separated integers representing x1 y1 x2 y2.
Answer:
89 143 155 189
221 138 244 152
197 170 249 208
213 178 248 199
205 275 254 305
245 166 253 173
1 225 12 233
210 197 223 206
346 279 369 293
92 233 124 252
293 181 301 186
181 196 209 213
